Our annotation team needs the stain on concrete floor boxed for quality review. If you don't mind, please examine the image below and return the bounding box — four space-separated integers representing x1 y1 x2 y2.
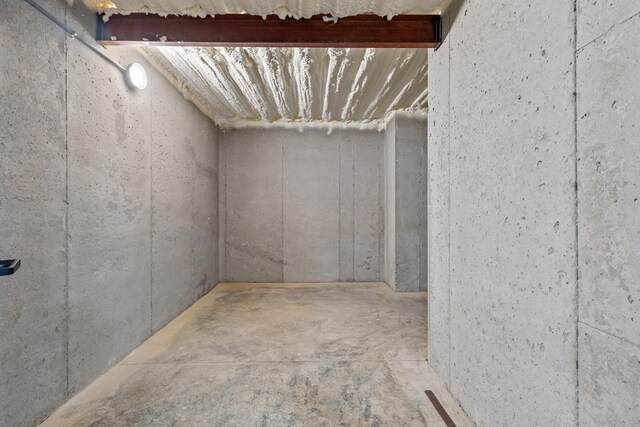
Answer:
41 283 473 426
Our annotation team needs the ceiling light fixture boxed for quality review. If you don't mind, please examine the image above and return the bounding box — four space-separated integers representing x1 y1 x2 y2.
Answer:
23 0 147 90
124 63 148 90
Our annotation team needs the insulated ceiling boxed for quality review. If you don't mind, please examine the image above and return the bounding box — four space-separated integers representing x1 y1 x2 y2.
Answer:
85 0 445 20
144 47 428 128
83 0 438 128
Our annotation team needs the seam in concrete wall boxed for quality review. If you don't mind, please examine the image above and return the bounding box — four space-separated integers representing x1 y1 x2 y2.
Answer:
580 321 640 348
577 9 640 51
338 133 342 279
281 135 285 281
573 0 580 423
420 120 428 292
149 85 154 335
64 3 70 401
378 137 387 279
191 136 197 298
352 136 358 280
378 141 382 281
446 10 452 386
218 127 226 282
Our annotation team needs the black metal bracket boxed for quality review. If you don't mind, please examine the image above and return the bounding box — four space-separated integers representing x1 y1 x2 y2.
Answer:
434 15 443 51
0 259 21 277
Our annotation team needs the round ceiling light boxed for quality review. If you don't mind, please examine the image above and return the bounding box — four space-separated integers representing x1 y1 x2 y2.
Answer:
124 63 147 90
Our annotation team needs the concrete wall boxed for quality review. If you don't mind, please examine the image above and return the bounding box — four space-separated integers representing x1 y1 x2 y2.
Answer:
384 115 428 292
0 2 68 426
426 11 451 381
427 1 579 425
219 128 384 283
0 1 218 425
429 0 640 425
150 76 219 332
384 119 397 290
577 2 640 425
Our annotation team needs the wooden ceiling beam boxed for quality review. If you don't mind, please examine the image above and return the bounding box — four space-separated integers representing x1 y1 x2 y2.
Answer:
97 14 441 48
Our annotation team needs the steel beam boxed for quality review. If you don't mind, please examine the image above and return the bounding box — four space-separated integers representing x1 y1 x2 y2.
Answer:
97 14 441 48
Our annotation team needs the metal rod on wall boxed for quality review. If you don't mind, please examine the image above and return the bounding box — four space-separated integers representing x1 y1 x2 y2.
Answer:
22 0 148 89
22 0 124 71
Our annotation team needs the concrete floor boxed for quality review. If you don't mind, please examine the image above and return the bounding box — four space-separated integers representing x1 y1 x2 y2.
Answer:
41 283 472 426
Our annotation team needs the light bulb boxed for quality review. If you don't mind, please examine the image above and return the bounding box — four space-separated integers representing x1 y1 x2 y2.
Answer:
125 63 147 90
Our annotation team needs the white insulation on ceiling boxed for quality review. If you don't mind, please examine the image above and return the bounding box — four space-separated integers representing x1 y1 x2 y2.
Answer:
83 0 436 128
85 0 445 20
144 47 428 128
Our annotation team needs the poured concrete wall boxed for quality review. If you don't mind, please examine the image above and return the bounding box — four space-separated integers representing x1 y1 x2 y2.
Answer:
427 0 579 425
150 76 219 333
219 128 384 283
0 2 68 425
0 1 218 425
426 11 451 381
429 0 640 425
384 120 397 290
577 2 640 425
384 115 428 292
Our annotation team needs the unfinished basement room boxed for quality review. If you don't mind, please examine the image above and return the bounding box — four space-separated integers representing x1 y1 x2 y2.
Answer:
1 0 639 426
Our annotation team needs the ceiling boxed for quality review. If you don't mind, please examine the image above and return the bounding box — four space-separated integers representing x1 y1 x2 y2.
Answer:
83 0 438 128
144 47 428 128
85 0 445 20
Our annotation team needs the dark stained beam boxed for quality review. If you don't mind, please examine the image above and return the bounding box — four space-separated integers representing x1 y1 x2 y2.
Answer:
97 14 441 48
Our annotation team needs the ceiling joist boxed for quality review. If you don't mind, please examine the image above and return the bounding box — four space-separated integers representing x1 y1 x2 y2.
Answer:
97 14 441 48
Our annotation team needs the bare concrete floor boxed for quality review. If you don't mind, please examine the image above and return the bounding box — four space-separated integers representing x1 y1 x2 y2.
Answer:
42 283 472 426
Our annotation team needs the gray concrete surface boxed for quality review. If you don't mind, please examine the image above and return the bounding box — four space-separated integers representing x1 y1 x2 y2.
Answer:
283 131 341 281
352 133 385 281
220 128 384 283
221 129 284 282
427 13 452 385
340 132 356 282
578 324 640 425
42 283 473 427
428 1 640 424
427 1 579 425
576 0 640 49
384 119 397 290
67 45 219 395
6 0 638 425
66 40 153 396
192 118 219 296
151 74 219 332
577 2 640 424
123 283 427 364
151 85 195 333
384 115 429 292
0 1 219 424
395 115 428 292
0 2 68 426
